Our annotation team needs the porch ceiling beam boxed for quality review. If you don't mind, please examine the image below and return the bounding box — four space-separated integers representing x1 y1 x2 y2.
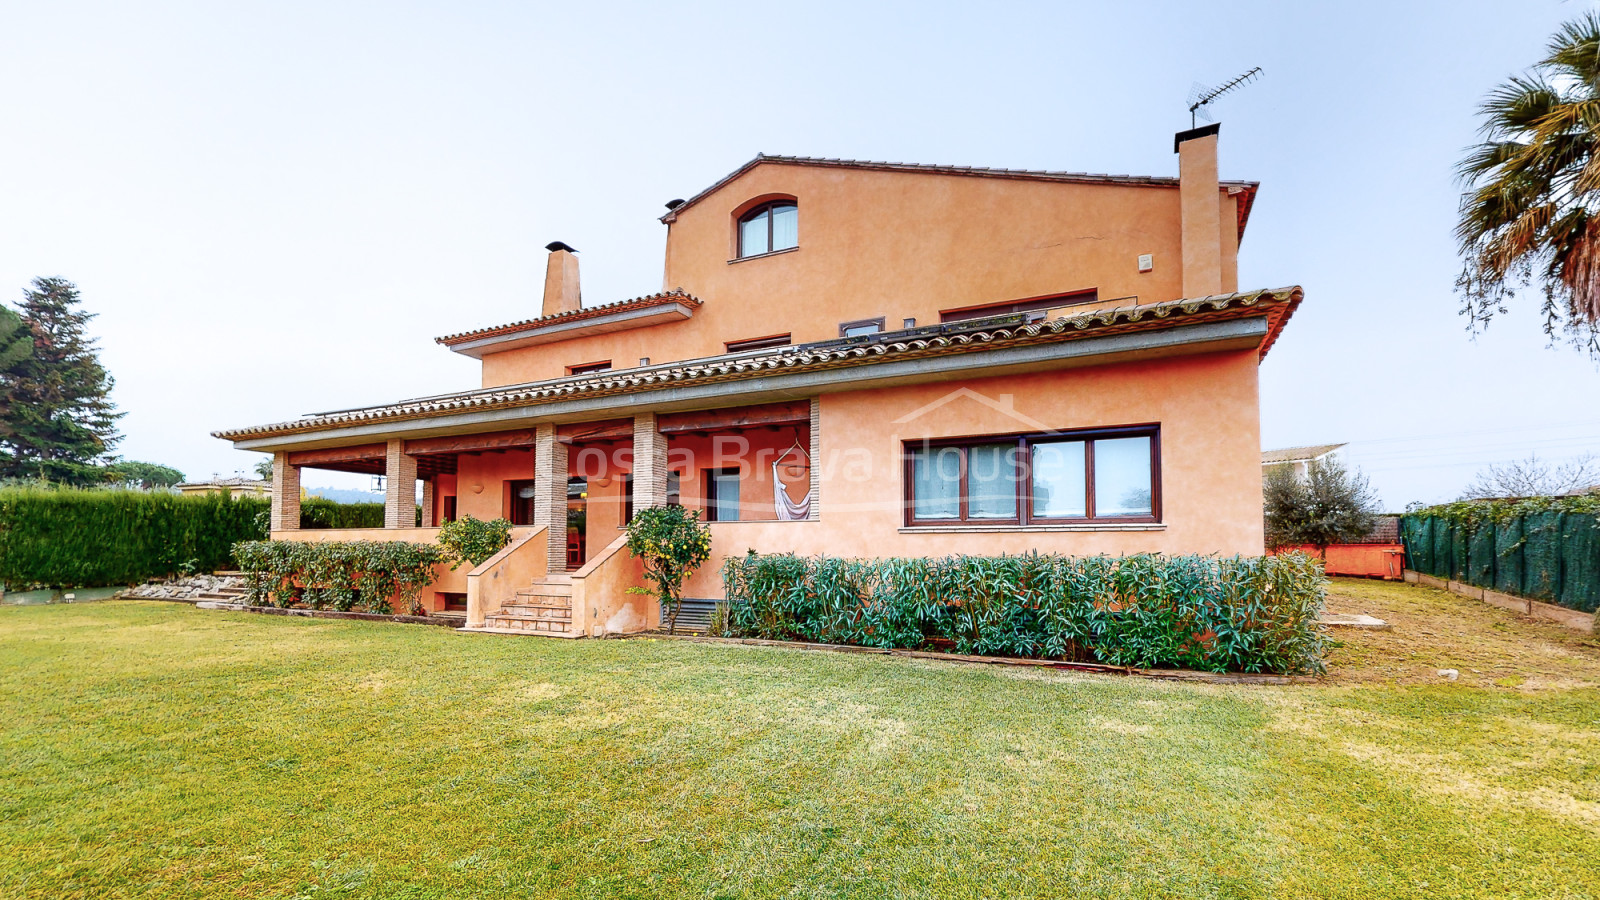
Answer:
657 400 810 435
232 318 1268 452
557 418 634 444
404 428 539 456
286 443 388 467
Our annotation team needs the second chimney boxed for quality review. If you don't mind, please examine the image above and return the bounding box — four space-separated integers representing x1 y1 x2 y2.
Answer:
1175 124 1222 298
542 241 581 317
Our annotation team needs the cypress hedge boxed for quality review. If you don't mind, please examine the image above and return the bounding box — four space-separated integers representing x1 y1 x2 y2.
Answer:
299 497 386 530
719 551 1329 675
0 487 268 589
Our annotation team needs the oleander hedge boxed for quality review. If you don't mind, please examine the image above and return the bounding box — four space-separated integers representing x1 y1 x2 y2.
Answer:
719 552 1329 675
232 539 444 615
0 487 268 589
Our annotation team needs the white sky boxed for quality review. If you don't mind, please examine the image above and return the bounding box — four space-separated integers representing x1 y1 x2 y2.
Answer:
2 0 1596 508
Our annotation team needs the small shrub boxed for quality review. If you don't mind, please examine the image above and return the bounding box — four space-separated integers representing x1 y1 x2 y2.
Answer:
719 552 1329 675
437 516 513 570
624 505 712 634
231 539 445 615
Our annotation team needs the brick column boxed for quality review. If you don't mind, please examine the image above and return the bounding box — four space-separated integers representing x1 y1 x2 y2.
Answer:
533 425 568 571
632 413 669 509
420 477 434 528
270 452 301 532
384 439 417 529
807 398 821 521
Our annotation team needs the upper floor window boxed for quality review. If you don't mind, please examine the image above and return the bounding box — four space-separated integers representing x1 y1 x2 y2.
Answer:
567 360 612 375
726 334 792 353
738 201 798 258
839 317 885 338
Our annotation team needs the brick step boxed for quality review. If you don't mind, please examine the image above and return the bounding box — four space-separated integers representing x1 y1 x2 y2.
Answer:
495 604 571 621
482 614 572 634
519 581 572 594
514 590 572 604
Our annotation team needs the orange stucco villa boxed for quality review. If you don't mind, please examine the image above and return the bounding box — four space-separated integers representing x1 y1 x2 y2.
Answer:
214 124 1300 636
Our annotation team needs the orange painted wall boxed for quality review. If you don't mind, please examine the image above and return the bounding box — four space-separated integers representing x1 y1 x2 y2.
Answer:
1273 544 1406 580
678 349 1264 598
452 449 536 521
667 425 811 524
478 164 1242 387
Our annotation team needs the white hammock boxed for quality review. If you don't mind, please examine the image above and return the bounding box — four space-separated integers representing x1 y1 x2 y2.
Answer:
772 437 813 520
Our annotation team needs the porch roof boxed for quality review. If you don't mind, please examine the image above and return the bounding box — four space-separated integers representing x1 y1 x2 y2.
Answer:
434 290 703 356
214 286 1301 446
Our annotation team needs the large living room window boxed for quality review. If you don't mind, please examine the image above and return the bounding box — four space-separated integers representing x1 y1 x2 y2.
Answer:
904 426 1159 526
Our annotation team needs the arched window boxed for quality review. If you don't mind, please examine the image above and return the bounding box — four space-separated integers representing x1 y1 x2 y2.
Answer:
737 201 798 258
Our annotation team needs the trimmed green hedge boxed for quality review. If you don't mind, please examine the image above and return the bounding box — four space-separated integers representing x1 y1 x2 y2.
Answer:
232 539 444 615
0 487 268 589
719 552 1329 675
299 497 386 530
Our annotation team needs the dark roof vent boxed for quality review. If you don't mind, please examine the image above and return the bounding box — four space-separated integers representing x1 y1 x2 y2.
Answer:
664 199 685 210
545 241 578 253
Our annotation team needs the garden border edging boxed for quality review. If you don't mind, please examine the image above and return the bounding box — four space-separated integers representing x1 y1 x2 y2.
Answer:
1404 570 1595 632
621 632 1320 685
189 601 459 627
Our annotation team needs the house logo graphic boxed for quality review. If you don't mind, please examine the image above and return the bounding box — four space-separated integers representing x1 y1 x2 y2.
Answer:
892 387 1059 434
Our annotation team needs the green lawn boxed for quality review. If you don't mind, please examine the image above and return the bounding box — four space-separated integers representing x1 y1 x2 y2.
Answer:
1 582 1597 899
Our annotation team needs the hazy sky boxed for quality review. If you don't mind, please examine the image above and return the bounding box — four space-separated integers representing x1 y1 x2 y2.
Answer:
2 0 1597 507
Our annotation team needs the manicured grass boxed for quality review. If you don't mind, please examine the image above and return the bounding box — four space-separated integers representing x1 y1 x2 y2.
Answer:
1 581 1597 899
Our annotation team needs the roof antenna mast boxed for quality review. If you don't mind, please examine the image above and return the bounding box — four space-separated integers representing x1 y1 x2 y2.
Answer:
1187 66 1263 128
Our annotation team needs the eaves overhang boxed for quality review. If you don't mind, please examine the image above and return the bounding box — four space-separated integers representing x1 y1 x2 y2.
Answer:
216 286 1301 451
662 154 1261 242
435 290 702 356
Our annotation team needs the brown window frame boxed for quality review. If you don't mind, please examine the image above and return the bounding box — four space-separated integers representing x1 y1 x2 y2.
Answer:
725 333 792 353
737 201 799 258
901 425 1161 527
703 467 741 522
507 479 538 526
567 360 612 375
838 317 886 338
622 472 681 523
939 289 1099 324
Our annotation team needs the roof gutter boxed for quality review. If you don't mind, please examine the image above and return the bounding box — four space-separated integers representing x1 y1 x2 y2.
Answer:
227 317 1269 452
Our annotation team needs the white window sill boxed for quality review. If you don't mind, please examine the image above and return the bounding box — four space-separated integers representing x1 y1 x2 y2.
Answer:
727 246 799 265
898 523 1166 534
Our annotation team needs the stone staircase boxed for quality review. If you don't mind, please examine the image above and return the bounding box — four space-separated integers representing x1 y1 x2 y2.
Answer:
477 574 578 637
196 572 251 604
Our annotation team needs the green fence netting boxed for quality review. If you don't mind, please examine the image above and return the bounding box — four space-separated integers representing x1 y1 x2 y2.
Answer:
1401 511 1599 613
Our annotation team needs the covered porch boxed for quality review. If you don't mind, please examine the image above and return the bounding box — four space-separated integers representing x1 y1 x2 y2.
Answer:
261 399 821 633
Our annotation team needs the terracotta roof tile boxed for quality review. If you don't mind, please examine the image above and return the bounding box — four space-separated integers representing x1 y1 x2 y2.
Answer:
1261 443 1347 465
217 287 1301 442
435 290 701 346
663 154 1260 241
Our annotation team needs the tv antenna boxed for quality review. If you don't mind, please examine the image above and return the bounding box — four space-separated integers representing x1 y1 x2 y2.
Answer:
1187 66 1262 128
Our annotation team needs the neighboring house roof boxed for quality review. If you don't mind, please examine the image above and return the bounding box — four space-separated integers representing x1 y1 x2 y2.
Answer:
435 290 703 351
215 286 1301 442
661 154 1261 242
176 477 268 490
1261 443 1346 466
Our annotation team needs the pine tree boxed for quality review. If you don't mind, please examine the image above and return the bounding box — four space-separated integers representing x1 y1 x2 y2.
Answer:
0 278 124 485
0 305 29 371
